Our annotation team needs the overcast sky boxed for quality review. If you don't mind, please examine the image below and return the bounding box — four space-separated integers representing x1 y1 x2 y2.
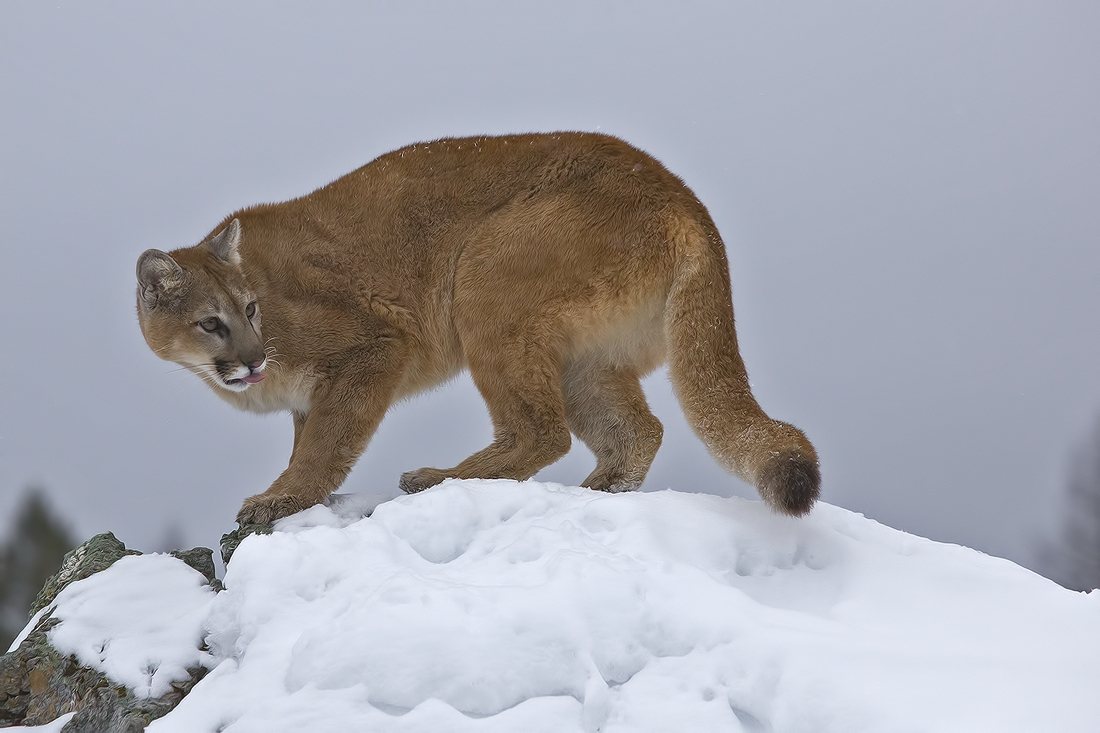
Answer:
1 1 1097 572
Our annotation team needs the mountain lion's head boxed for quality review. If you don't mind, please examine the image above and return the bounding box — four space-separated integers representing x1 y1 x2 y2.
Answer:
136 219 268 392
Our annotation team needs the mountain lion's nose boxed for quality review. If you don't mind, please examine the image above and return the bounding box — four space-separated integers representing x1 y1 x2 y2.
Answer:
246 358 265 370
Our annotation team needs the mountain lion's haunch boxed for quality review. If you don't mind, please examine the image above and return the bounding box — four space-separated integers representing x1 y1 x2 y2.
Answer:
136 133 820 525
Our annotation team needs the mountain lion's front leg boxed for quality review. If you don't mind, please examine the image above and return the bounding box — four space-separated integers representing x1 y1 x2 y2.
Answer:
237 341 409 525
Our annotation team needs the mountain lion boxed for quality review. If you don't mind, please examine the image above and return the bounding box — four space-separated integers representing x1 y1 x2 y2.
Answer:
136 133 819 525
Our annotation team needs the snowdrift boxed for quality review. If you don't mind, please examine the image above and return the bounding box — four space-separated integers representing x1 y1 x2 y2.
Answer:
16 480 1100 732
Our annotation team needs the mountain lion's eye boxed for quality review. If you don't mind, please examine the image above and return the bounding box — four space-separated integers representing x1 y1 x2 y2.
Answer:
199 317 221 333
245 302 257 319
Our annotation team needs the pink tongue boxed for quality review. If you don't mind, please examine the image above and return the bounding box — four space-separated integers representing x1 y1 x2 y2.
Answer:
241 373 266 384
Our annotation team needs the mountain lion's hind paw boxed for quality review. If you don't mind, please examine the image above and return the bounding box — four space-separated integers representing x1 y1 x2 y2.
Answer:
399 467 449 494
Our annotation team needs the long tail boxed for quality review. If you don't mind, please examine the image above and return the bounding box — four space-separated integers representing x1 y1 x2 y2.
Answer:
665 216 820 515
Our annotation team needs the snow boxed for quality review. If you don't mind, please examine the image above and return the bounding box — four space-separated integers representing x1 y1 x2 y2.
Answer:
45 553 216 699
16 480 1100 731
7 606 50 654
11 714 74 732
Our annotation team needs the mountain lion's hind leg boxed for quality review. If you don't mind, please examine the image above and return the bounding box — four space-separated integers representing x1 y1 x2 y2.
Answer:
562 359 663 492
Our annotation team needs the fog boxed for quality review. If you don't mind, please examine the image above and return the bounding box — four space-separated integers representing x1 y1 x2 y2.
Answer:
1 2 1097 571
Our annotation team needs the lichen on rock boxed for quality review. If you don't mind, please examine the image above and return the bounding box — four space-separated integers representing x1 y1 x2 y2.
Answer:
31 532 140 618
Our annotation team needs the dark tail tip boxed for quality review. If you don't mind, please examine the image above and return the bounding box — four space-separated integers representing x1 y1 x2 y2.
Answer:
759 449 821 516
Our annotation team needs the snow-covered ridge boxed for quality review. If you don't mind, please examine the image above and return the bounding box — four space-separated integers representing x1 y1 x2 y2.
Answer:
27 480 1100 731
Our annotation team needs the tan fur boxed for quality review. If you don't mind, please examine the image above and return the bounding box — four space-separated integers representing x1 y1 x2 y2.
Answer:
135 133 820 525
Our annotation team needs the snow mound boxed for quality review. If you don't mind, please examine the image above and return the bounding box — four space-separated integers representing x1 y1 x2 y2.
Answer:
35 480 1100 731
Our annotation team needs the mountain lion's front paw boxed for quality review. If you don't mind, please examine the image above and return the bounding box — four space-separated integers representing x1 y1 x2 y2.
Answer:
237 493 315 525
399 467 449 494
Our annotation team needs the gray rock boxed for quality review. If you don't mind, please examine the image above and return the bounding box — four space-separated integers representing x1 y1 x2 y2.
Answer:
63 688 147 733
169 547 223 593
1 533 216 730
0 613 93 727
220 522 273 565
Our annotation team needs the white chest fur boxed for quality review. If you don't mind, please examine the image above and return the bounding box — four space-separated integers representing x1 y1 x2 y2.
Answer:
218 365 315 416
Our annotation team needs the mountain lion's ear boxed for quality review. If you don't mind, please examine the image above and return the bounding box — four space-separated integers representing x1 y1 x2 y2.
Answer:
136 249 184 308
206 219 242 265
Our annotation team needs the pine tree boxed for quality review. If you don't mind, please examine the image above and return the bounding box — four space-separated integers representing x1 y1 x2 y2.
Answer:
1043 422 1100 591
0 488 76 651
